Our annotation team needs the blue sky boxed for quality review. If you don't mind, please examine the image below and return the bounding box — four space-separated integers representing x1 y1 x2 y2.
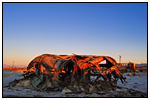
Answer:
3 3 147 65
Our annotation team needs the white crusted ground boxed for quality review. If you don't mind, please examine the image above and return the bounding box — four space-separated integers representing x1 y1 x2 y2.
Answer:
3 70 147 97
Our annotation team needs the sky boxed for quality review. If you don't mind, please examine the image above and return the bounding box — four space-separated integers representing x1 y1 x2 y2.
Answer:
3 3 147 66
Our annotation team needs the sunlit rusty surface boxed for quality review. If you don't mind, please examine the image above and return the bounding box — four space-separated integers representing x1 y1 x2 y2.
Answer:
128 62 136 70
23 53 127 85
3 54 147 95
26 54 120 74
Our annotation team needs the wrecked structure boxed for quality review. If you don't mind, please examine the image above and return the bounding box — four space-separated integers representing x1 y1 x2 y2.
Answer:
127 62 136 71
119 62 136 73
18 54 127 93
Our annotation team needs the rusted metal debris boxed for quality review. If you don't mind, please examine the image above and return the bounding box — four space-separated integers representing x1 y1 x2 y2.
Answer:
20 53 126 93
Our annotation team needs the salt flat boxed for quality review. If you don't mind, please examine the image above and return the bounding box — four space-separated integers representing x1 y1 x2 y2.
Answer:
3 70 147 97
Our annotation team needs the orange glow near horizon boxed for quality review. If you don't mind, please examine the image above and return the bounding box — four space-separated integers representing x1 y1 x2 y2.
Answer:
3 53 147 66
3 3 147 71
3 55 32 66
3 60 29 66
3 57 147 66
3 59 29 66
3 66 27 73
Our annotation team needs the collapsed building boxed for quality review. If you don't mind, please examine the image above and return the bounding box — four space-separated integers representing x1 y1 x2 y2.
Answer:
12 54 127 93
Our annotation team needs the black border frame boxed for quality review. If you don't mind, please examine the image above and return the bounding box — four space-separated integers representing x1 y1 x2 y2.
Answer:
2 2 148 98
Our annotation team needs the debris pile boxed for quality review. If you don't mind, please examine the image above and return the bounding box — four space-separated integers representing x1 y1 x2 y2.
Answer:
10 54 127 94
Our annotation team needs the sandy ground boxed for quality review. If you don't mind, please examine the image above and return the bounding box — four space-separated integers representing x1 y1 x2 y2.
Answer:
3 70 147 97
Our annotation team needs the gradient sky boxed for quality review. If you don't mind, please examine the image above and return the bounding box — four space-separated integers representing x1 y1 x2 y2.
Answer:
3 3 147 66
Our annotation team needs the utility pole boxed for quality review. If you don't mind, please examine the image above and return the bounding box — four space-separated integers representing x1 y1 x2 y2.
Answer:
13 61 14 68
119 55 121 68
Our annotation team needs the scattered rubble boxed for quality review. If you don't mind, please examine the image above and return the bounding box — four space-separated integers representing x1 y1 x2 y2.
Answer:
3 54 148 97
10 54 126 93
